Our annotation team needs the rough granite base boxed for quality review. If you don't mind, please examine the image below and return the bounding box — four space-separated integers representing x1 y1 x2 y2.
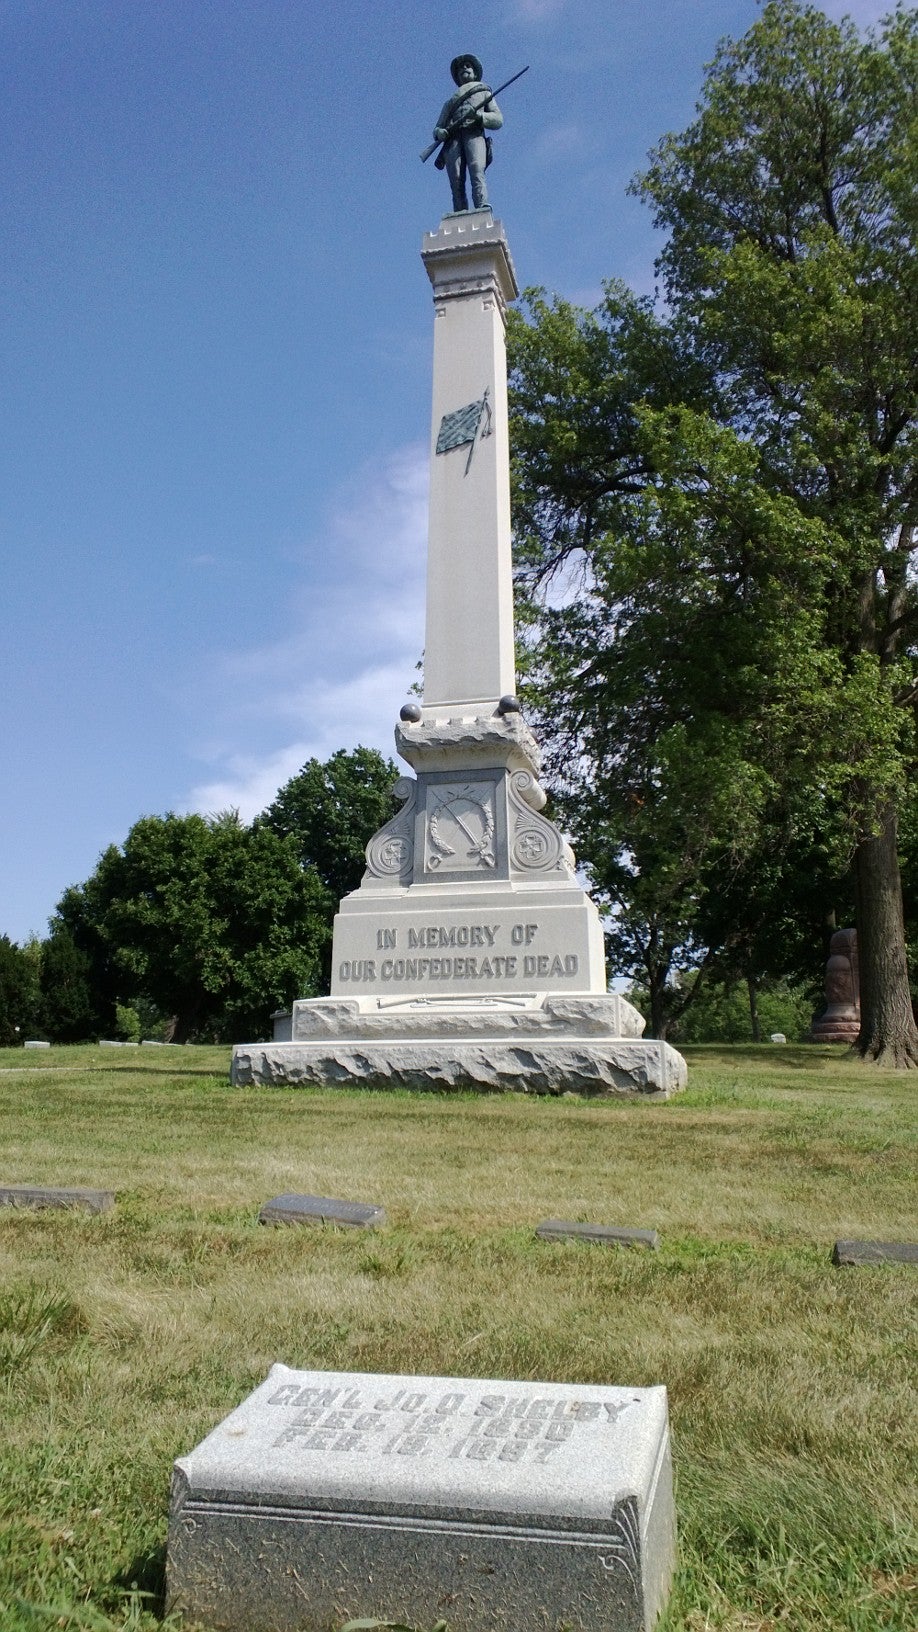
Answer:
167 1364 676 1632
232 995 687 1097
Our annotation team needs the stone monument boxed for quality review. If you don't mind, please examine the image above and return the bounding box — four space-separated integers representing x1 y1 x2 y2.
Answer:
167 1364 676 1632
809 927 860 1044
232 85 685 1097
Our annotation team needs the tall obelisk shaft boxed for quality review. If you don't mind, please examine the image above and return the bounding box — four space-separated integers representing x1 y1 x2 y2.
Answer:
421 211 519 715
227 205 687 1100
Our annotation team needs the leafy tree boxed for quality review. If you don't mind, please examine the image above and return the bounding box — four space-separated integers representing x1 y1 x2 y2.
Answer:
57 812 330 1043
639 0 918 1063
48 748 399 1043
261 746 399 902
509 2 918 1063
669 974 816 1045
900 789 918 998
0 936 40 1045
512 296 852 1036
114 1003 143 1042
38 924 103 1042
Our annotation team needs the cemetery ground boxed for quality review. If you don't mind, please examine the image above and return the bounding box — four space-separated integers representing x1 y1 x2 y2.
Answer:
0 1047 915 1632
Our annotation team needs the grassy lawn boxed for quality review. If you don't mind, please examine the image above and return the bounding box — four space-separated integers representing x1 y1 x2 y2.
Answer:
0 1043 915 1631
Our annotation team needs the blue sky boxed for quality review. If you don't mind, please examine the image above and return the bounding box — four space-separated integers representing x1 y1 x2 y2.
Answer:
1 0 888 943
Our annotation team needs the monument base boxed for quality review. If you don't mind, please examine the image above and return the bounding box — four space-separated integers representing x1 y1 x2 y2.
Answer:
167 1364 676 1632
231 993 687 1097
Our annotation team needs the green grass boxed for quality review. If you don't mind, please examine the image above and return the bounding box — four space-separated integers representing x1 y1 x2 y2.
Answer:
0 1042 915 1631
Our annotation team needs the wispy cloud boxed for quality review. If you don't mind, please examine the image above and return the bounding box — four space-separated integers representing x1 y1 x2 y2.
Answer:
186 662 414 819
822 1 893 23
181 443 428 819
509 0 567 22
532 122 585 163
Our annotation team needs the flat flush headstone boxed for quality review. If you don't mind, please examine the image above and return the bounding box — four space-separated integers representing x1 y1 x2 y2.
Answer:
0 1184 113 1214
167 1364 676 1632
536 1220 659 1250
832 1239 918 1266
258 1194 385 1228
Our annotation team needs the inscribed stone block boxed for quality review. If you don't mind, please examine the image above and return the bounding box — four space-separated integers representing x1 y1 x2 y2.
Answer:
168 1364 676 1632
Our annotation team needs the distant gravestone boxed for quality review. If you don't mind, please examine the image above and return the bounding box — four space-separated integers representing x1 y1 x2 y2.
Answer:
168 1364 676 1632
832 1240 918 1267
769 1033 786 1044
536 1220 659 1250
271 1009 293 1042
23 1040 50 1049
258 1194 385 1229
0 1184 113 1214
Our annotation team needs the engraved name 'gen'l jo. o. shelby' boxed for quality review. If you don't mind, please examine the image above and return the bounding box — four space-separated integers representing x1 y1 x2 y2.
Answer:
266 1377 633 1466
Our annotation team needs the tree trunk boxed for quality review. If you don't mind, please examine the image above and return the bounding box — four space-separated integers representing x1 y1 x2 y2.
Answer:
648 971 669 1040
853 804 918 1068
747 975 761 1043
640 953 669 1044
164 1007 200 1045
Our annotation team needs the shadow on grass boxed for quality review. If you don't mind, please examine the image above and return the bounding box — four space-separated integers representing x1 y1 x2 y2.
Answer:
0 1062 229 1081
681 1043 850 1070
101 1063 229 1079
112 1540 167 1617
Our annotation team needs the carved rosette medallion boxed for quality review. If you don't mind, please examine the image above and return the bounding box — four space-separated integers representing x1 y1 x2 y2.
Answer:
365 777 417 882
426 782 496 871
508 770 575 875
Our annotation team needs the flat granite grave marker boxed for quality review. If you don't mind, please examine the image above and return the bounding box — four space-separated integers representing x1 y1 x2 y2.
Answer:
0 1183 113 1213
167 1364 675 1632
832 1239 918 1266
536 1221 659 1250
259 1193 385 1229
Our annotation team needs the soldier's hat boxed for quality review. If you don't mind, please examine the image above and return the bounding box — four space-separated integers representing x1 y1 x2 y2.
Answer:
450 53 483 84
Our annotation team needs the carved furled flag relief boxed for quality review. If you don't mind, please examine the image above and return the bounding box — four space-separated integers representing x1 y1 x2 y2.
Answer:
435 388 492 473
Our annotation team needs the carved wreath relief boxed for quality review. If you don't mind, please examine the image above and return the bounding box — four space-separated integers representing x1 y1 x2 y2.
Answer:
426 782 497 871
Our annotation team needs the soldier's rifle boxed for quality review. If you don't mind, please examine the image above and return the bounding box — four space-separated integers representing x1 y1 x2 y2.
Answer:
420 65 529 164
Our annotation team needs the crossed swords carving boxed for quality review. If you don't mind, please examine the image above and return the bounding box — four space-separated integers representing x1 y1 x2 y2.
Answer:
428 786 495 867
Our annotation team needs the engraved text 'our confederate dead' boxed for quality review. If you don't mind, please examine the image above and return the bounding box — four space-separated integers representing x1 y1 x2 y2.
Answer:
339 920 580 984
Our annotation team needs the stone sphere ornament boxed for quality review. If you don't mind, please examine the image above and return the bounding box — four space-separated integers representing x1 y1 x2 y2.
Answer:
497 694 521 715
399 702 423 723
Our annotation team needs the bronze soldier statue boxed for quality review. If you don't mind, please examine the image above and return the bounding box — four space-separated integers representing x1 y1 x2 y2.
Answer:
431 54 503 213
